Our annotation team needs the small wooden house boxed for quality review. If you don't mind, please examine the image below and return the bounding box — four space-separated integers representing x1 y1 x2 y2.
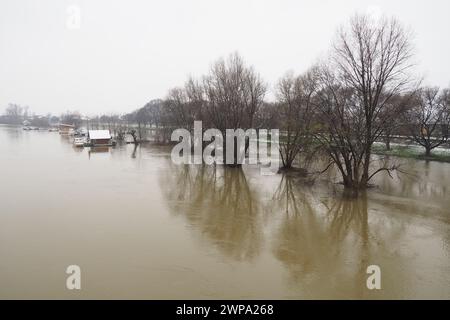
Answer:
88 130 112 146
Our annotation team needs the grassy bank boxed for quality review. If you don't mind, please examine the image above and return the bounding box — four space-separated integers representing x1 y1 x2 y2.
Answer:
372 143 450 163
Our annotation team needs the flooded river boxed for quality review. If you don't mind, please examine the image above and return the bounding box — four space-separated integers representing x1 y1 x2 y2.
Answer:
0 125 449 299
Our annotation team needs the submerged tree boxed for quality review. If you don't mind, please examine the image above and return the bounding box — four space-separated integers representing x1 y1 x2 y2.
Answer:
315 14 415 190
202 53 266 165
276 69 318 170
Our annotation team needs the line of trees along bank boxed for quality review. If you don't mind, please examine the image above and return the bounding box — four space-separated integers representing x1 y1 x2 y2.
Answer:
3 14 449 190
126 14 448 190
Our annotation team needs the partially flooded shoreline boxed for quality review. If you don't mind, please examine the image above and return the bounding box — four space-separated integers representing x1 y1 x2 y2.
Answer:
373 142 450 163
0 126 448 299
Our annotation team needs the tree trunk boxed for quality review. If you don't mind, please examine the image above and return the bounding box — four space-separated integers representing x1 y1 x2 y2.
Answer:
359 146 372 189
138 122 142 141
281 161 293 170
385 137 391 151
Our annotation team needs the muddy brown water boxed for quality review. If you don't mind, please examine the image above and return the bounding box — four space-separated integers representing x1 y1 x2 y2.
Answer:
0 125 449 299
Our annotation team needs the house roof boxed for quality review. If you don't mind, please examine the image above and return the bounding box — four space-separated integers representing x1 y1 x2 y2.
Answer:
59 123 75 128
89 130 111 140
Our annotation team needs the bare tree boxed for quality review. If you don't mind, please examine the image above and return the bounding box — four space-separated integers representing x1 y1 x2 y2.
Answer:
184 76 205 125
407 87 450 156
203 53 266 165
315 14 415 190
128 129 139 145
164 79 203 132
379 93 412 150
5 103 23 124
61 111 82 128
276 69 317 170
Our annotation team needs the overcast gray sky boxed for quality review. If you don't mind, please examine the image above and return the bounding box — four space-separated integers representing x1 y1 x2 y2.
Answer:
1 0 449 116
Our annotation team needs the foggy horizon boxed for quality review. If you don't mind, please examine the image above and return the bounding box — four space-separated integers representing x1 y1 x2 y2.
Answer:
1 0 450 116
1 0 450 305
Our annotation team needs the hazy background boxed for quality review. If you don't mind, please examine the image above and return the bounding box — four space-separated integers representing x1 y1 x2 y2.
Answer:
0 0 449 115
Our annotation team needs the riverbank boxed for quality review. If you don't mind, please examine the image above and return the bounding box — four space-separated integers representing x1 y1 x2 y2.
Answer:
373 143 450 163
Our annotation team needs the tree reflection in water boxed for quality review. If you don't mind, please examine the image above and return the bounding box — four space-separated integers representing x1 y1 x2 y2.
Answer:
270 174 373 297
160 165 262 261
160 163 444 298
272 176 369 297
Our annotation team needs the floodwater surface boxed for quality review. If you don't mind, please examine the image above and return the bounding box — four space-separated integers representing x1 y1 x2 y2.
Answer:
0 125 449 299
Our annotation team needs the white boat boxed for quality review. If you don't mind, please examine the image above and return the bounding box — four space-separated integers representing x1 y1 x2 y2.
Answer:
73 137 86 147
